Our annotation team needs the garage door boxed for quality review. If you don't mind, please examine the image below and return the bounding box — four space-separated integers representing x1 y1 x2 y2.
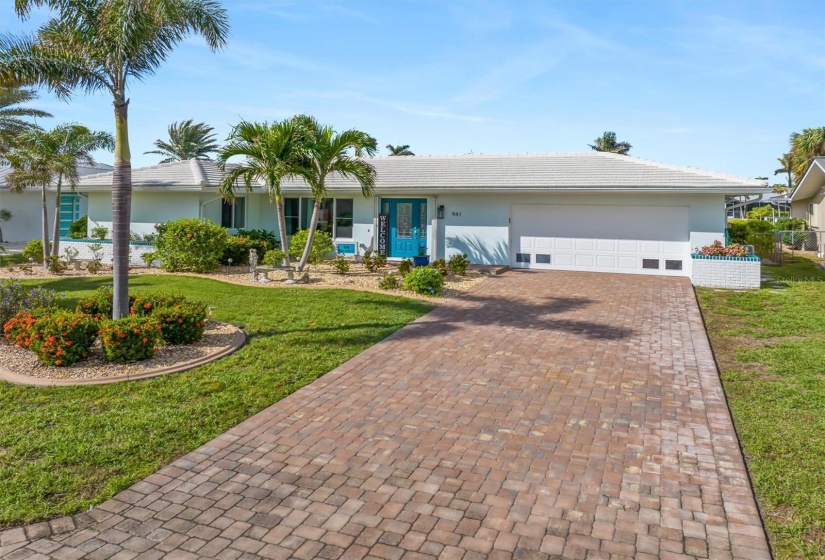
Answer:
510 204 690 276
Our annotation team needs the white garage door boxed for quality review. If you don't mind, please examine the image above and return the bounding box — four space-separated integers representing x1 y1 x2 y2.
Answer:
510 204 690 276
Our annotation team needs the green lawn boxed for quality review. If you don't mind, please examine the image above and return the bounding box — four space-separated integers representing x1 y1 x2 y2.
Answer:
0 275 431 527
697 256 825 559
0 252 26 266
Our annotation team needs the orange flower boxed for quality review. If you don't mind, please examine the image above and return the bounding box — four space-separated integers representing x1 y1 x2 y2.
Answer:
142 337 149 344
55 360 62 366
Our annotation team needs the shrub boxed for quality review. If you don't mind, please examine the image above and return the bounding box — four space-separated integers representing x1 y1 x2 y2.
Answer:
774 217 808 231
378 272 402 290
397 258 413 276
698 240 750 257
447 253 470 276
727 219 774 258
99 316 159 363
333 256 350 275
68 216 88 239
91 226 108 240
76 286 136 320
28 311 98 367
727 219 749 244
403 266 445 296
141 252 157 267
130 292 186 317
86 243 104 274
154 219 228 272
45 255 68 274
363 252 388 273
3 310 49 349
221 235 272 266
0 280 60 327
288 229 334 265
262 249 287 267
237 228 279 248
21 240 45 262
430 258 447 276
153 301 208 345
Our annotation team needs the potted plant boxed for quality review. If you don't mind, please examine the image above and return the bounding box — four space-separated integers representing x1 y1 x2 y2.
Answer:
413 246 430 267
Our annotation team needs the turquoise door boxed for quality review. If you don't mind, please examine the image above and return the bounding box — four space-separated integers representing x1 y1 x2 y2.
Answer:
59 194 81 236
384 199 427 258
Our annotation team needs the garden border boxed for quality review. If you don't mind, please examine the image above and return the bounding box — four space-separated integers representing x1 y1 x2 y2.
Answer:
0 323 246 387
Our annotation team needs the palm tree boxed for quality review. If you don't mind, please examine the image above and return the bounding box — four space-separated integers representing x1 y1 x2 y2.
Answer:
294 116 378 271
217 118 308 264
790 127 825 185
386 144 414 156
774 153 794 193
5 124 113 266
0 209 11 243
589 131 632 155
145 119 220 163
0 0 229 318
0 86 52 156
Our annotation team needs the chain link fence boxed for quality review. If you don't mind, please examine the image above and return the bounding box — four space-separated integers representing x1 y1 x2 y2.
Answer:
771 230 824 265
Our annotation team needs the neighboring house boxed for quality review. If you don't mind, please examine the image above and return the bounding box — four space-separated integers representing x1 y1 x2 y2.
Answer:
72 152 766 278
726 194 791 220
790 157 825 229
0 163 113 243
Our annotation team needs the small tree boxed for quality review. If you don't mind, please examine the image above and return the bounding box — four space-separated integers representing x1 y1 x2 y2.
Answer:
589 131 632 155
145 119 219 163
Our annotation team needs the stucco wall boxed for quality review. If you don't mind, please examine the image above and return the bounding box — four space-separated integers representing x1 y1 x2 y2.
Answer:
0 189 58 243
791 192 825 229
88 191 201 237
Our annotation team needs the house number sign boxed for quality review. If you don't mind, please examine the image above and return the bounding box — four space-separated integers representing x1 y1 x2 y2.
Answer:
378 213 389 256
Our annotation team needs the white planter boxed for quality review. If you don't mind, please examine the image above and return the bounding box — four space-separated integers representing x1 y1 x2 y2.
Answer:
691 254 761 289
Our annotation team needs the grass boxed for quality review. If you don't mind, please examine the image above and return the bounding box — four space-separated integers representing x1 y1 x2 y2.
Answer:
0 252 26 266
0 274 431 527
697 255 825 559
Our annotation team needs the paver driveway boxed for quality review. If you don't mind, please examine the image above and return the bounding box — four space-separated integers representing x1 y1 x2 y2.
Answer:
0 271 770 560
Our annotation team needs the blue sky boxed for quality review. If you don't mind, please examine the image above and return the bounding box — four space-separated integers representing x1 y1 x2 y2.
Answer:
1 0 823 181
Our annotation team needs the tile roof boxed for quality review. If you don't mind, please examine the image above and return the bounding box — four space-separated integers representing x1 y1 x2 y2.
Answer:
0 162 113 189
75 152 766 191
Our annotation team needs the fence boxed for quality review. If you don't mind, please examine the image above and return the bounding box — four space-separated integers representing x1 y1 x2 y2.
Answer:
771 230 824 266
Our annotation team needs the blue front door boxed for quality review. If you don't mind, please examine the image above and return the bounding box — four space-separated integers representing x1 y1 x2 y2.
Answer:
384 199 427 258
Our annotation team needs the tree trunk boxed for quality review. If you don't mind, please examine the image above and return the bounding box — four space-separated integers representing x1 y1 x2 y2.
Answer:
51 175 63 257
41 184 49 268
112 99 132 319
274 196 290 266
296 198 321 271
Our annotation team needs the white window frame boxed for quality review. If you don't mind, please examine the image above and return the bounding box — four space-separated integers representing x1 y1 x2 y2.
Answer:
222 196 247 230
295 198 354 240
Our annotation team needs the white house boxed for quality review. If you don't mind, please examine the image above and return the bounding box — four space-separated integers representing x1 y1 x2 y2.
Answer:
790 157 825 228
54 152 768 278
0 163 113 242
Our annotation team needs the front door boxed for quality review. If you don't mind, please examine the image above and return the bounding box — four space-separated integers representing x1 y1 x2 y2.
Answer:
383 199 427 258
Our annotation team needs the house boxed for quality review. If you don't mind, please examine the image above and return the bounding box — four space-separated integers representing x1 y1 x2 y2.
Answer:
790 157 825 229
70 152 766 278
0 163 113 242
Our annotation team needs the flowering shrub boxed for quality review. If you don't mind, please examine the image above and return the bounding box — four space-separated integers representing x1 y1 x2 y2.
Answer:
76 286 135 320
698 240 750 257
3 311 43 349
28 311 98 367
153 301 208 345
0 280 60 327
403 266 445 296
99 316 159 363
130 292 186 317
154 218 228 272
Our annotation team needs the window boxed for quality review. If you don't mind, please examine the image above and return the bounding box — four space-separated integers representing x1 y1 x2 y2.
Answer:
642 259 659 269
665 260 683 271
808 203 816 227
419 204 427 238
221 197 245 229
284 198 299 235
335 199 354 238
536 254 551 264
516 253 531 263
301 198 333 235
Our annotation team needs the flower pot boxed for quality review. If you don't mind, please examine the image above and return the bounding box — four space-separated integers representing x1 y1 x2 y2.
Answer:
413 255 430 266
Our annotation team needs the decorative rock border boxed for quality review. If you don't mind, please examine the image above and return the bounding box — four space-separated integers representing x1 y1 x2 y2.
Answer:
0 324 246 387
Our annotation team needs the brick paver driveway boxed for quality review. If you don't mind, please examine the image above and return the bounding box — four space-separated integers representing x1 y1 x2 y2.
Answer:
1 271 770 560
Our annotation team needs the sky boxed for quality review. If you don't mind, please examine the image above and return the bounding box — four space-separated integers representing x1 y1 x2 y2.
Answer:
0 0 823 181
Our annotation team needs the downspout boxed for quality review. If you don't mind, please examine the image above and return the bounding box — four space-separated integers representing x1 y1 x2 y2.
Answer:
432 195 438 260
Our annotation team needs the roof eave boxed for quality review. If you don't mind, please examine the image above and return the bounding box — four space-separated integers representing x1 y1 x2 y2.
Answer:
789 159 825 201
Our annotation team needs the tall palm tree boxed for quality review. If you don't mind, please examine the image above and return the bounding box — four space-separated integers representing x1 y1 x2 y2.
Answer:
218 118 308 265
0 86 51 156
790 127 825 185
145 119 219 163
0 0 229 318
0 209 11 243
386 144 414 156
774 153 794 193
5 124 113 266
294 116 378 271
588 131 632 155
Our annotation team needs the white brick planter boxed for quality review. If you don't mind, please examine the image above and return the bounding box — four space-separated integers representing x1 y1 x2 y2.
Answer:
60 238 155 266
691 254 761 289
